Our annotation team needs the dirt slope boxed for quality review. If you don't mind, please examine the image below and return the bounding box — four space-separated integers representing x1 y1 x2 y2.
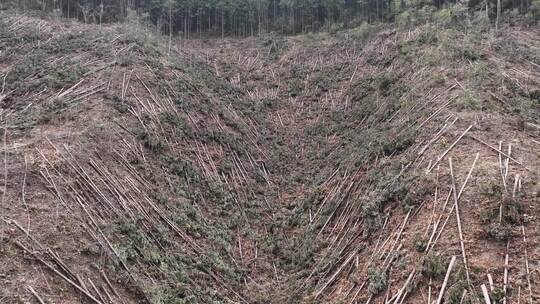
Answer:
0 13 539 304
0 14 282 304
197 23 540 303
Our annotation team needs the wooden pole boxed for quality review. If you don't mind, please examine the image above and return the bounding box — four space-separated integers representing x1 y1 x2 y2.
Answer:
435 256 457 304
449 158 471 285
481 284 492 304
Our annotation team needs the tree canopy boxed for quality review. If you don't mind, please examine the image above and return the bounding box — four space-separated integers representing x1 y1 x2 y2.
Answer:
1 0 538 36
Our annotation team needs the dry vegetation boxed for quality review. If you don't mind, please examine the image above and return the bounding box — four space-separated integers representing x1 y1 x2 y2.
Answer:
0 11 539 304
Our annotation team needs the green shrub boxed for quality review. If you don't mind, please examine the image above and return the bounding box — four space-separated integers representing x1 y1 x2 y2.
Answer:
490 287 505 304
486 222 513 243
530 0 540 22
362 199 384 235
138 130 166 153
46 65 86 89
44 33 91 55
446 264 470 304
421 253 446 279
396 11 412 28
117 53 135 66
146 286 194 304
368 267 388 295
433 4 469 29
37 97 68 124
413 235 428 252
377 73 397 95
381 131 415 156
446 285 469 304
105 94 129 113
478 195 523 244
6 52 47 90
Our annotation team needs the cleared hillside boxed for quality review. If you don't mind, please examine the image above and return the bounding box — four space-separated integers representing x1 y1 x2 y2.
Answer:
0 12 539 304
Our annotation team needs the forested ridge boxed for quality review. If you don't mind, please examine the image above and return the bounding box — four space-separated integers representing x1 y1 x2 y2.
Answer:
1 0 539 37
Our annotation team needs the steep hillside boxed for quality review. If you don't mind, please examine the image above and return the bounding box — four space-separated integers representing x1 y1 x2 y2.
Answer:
198 20 540 303
1 12 539 304
0 14 282 304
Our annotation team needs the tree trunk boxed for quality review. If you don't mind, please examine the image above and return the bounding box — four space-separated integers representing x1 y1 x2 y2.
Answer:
496 0 501 32
221 9 224 38
168 0 172 54
99 0 103 26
